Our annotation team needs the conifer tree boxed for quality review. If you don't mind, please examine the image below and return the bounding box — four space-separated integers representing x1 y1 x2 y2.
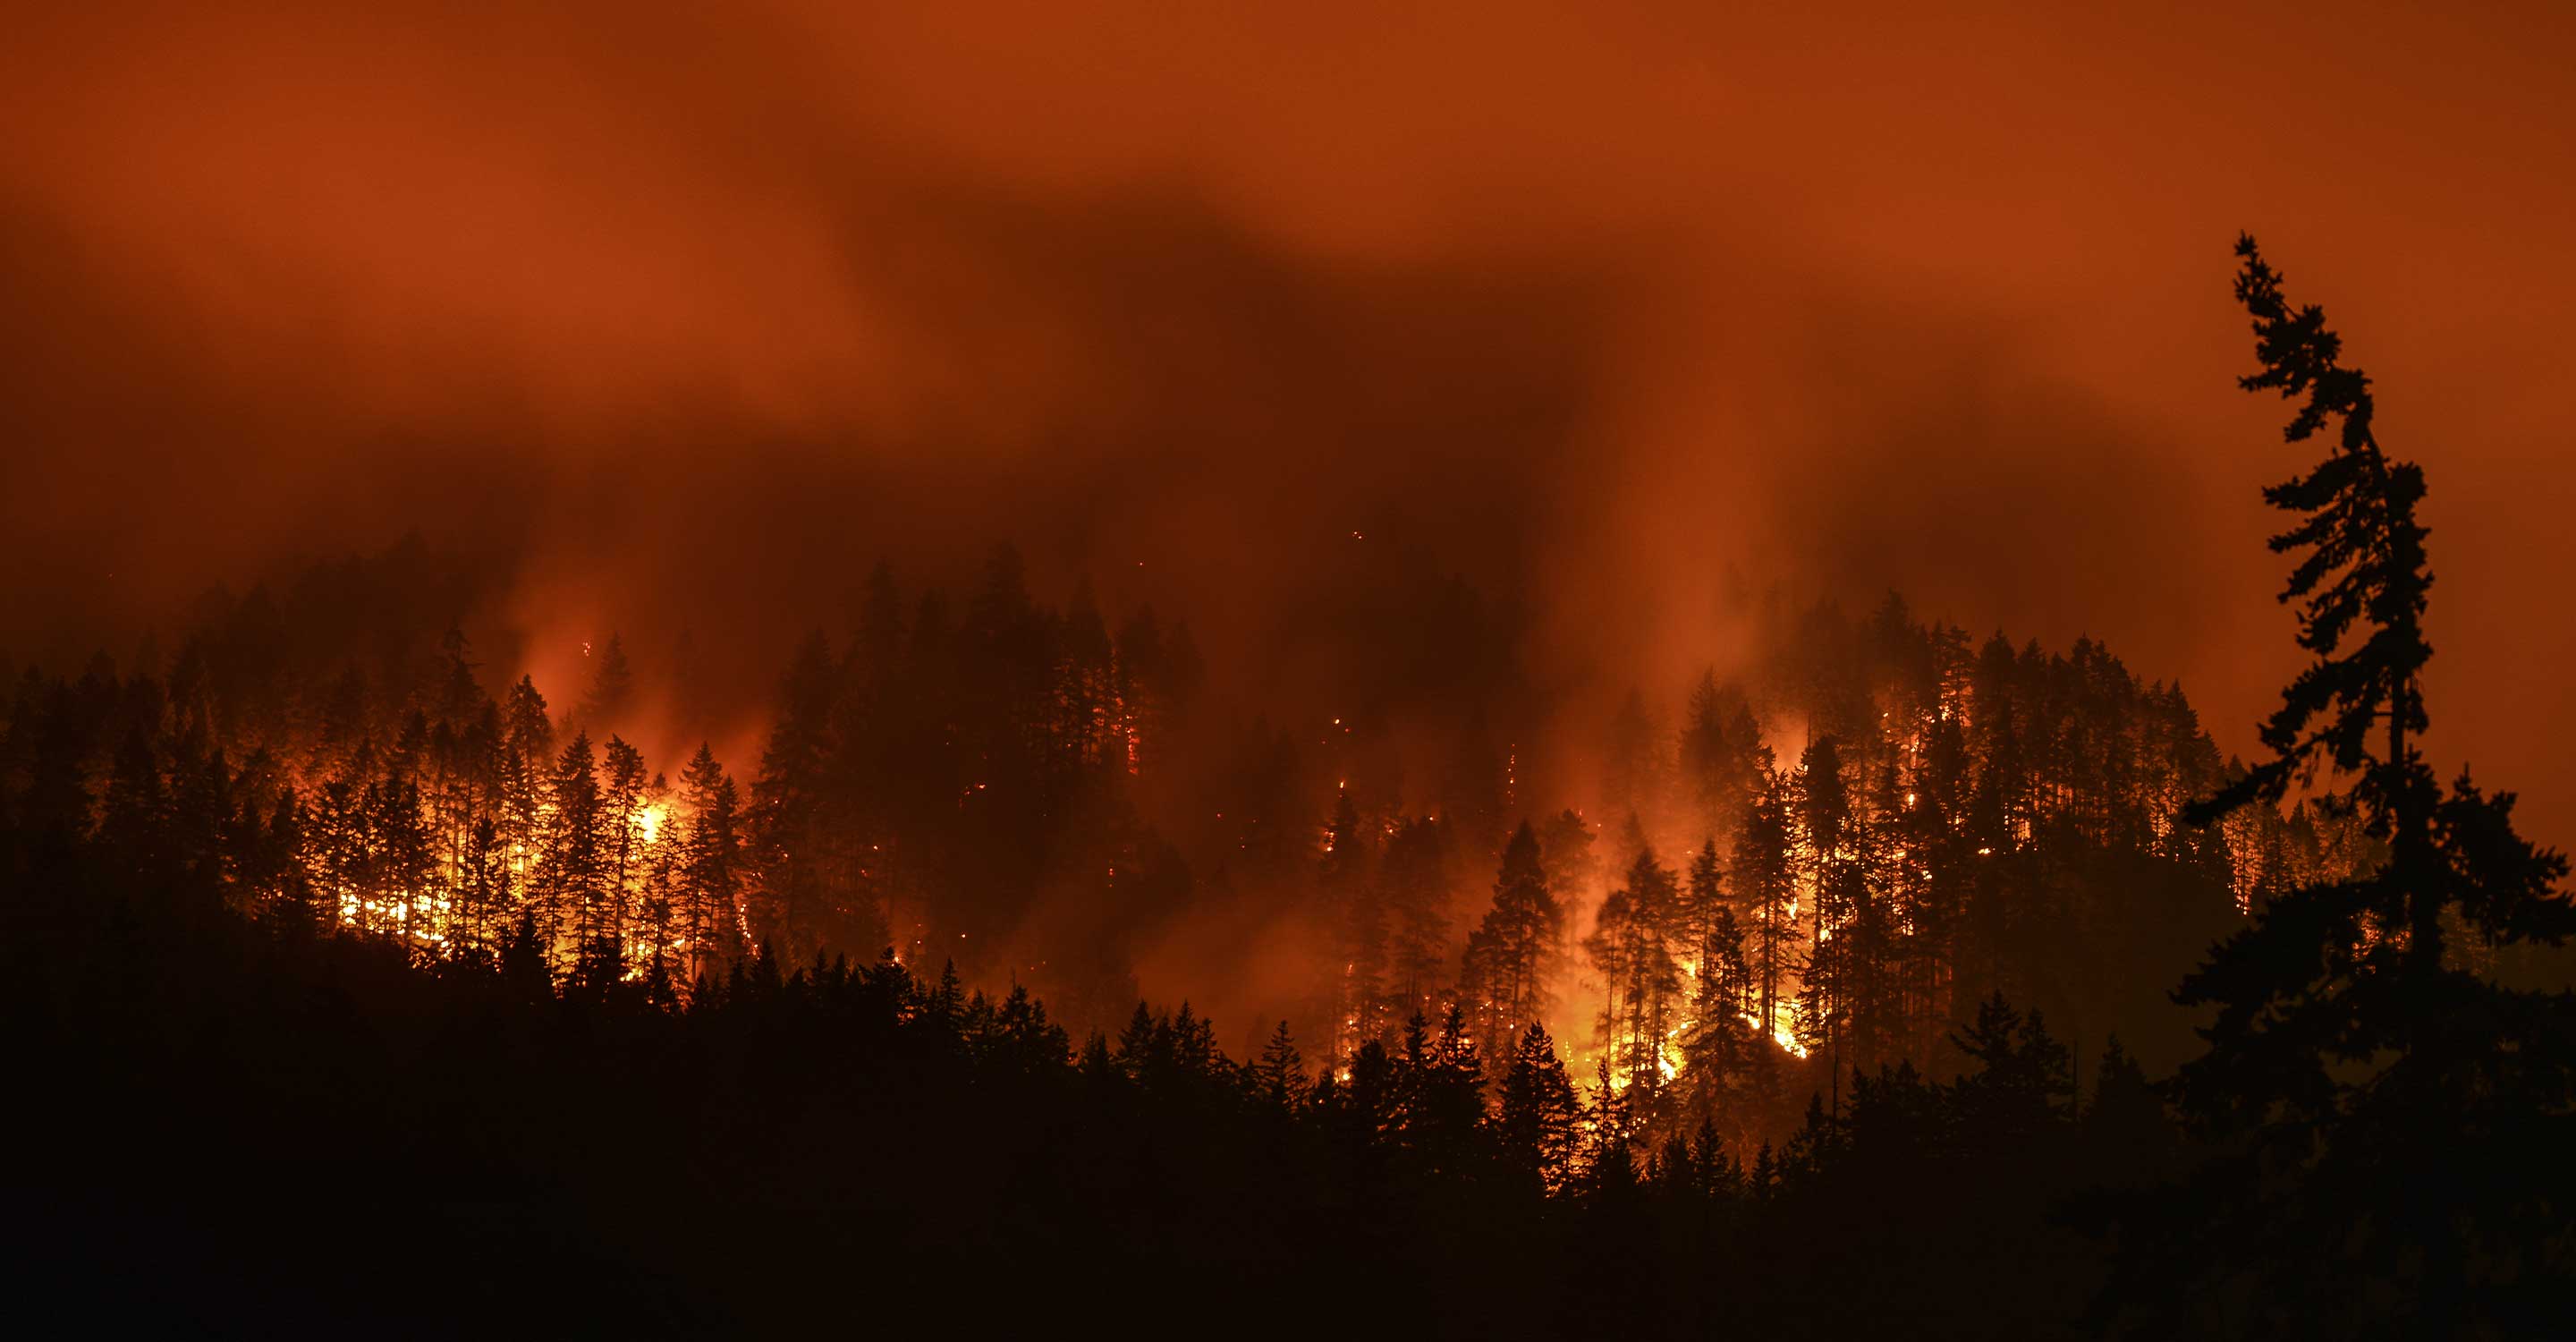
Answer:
1537 808 1598 909
679 743 745 982
1677 897 1758 1138
748 633 837 964
539 730 605 978
1586 847 1682 1107
2080 1034 2168 1185
1460 820 1563 1068
456 814 508 961
1680 673 1771 847
256 790 320 932
1792 736 1857 1068
598 735 648 956
1253 1020 1307 1114
498 676 552 885
97 724 167 895
1496 1023 1580 1195
991 982 1069 1073
2156 236 2575 1333
165 727 232 911
636 772 681 997
369 776 432 952
1733 771 1796 1047
1403 1006 1488 1177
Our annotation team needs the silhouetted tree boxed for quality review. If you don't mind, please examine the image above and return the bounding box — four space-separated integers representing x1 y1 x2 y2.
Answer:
1733 770 1796 1046
1460 820 1563 1068
1254 1019 1307 1114
2151 236 2576 1336
541 731 606 981
1588 846 1682 1112
679 743 745 983
1496 1023 1581 1196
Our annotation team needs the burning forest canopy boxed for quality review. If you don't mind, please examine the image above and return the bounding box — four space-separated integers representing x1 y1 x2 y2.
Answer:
5 542 2341 1118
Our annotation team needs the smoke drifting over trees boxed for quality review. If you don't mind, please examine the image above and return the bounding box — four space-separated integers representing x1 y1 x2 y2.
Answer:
7 4 2576 1333
7 2 2574 849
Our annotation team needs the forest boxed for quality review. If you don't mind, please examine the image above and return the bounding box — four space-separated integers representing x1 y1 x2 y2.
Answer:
5 241 2572 1337
0 539 2338 1141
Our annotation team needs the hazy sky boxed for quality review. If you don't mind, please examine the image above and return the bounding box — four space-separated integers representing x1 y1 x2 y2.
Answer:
5 1 2571 843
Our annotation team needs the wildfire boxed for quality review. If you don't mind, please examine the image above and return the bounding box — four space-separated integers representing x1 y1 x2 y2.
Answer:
1750 1006 1809 1058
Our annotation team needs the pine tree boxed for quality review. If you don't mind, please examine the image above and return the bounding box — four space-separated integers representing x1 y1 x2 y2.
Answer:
456 814 509 962
1733 770 1796 1048
1114 1000 1159 1083
1680 672 1770 847
1402 1005 1488 1178
1459 820 1563 1068
597 735 648 971
1496 1023 1580 1195
498 676 552 887
498 905 553 1004
679 743 745 983
1947 991 2070 1155
1586 847 1682 1109
2153 236 2576 1331
538 730 604 979
165 725 232 912
1253 1020 1308 1114
1583 1057 1639 1195
1677 898 1757 1139
990 982 1069 1074
369 776 432 954
636 771 681 1001
2081 1034 2168 1185
1792 736 1856 1071
748 633 837 964
255 789 321 932
1538 808 1599 909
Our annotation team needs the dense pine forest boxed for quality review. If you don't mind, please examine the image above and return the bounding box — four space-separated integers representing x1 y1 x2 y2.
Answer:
0 547 2345 1137
7 241 2573 1337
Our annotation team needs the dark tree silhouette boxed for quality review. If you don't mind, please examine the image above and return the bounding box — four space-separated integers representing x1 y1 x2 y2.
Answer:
2154 235 2576 1335
678 743 745 984
1460 820 1564 1068
1733 769 1797 1045
1496 1023 1582 1195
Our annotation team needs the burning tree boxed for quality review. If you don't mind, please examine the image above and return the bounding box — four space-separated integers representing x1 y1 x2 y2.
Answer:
1459 820 1567 1072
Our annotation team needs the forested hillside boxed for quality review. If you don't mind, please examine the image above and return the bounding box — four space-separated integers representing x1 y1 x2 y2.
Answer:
6 237 2568 1340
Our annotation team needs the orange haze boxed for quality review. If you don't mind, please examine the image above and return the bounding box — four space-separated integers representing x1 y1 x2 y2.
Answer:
5 1 2572 862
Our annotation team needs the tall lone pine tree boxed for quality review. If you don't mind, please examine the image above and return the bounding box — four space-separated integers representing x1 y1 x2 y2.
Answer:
2155 235 2575 1334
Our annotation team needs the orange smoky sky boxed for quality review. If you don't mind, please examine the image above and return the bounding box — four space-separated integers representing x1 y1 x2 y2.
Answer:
3 1 2572 843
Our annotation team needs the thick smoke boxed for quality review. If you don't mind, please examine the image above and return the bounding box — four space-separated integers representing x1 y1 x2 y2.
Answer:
4 1 2570 901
